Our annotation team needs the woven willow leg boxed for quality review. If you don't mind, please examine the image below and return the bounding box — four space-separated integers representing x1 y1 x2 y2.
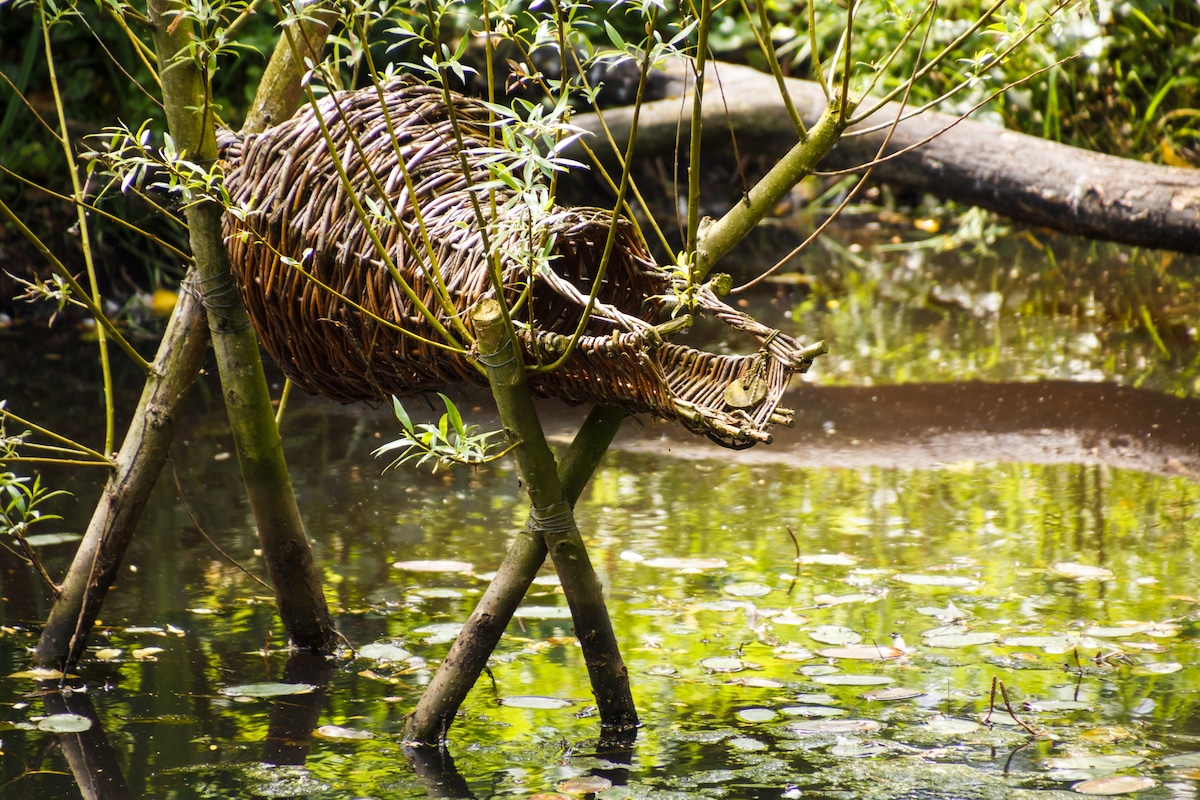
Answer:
404 405 627 745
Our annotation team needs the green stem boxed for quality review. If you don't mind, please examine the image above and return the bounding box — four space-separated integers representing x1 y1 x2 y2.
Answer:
694 102 847 280
685 0 713 277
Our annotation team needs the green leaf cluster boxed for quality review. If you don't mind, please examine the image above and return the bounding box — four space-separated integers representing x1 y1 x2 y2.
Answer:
373 394 507 472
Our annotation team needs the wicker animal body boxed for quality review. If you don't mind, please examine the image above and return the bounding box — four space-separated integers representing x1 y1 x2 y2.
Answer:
219 78 822 447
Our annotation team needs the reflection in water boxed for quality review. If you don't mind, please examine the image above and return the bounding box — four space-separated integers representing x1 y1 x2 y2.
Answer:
1 233 1198 798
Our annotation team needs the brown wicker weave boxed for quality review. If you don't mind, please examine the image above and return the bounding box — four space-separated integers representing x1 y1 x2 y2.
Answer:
218 77 823 447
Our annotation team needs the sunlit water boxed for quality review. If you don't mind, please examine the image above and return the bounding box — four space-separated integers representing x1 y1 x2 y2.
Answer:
2 228 1199 799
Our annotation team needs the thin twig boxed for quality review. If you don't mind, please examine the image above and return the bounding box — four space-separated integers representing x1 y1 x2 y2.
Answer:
785 524 800 596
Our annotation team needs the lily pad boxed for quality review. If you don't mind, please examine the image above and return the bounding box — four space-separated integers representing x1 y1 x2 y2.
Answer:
810 625 863 646
922 716 981 735
736 707 778 723
1131 662 1182 675
788 719 882 734
557 776 613 795
797 553 858 566
781 705 846 718
730 677 784 689
1072 775 1154 795
893 573 982 589
815 645 904 661
861 687 923 701
700 656 747 673
923 632 1000 648
499 695 573 710
723 582 772 597
359 643 412 662
772 645 814 662
813 593 881 606
916 601 971 621
1083 625 1151 638
1045 756 1145 771
413 623 464 644
314 725 374 740
813 674 894 686
219 682 318 699
1053 563 1114 580
513 605 573 620
37 713 93 733
641 557 727 571
392 559 474 573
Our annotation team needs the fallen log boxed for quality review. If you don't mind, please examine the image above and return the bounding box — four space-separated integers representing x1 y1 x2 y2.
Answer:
568 61 1200 255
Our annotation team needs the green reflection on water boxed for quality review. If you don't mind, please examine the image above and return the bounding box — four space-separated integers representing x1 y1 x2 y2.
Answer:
1 230 1199 798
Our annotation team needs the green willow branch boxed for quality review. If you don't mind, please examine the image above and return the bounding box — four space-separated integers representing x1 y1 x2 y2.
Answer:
0 198 152 374
685 0 713 275
41 4 117 453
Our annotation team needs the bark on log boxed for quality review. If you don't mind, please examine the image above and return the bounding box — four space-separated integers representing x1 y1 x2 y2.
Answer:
569 61 1200 255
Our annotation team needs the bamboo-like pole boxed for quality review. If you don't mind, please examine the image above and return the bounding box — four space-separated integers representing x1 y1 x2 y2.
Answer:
33 0 332 671
149 0 337 653
467 300 636 730
404 404 627 744
34 282 209 668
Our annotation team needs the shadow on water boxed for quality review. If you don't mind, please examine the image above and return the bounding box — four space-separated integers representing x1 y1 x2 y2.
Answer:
1 228 1199 799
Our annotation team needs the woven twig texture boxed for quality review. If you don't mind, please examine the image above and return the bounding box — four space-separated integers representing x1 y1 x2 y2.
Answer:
219 78 822 447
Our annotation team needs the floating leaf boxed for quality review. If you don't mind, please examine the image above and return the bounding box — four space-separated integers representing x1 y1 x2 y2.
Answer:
772 645 814 662
359 643 411 662
781 705 845 718
1053 563 1113 580
131 647 164 660
813 593 881 606
499 695 573 709
219 682 317 699
8 667 77 680
513 605 573 620
730 677 783 689
392 559 473 573
830 741 889 757
861 687 923 701
314 725 373 740
798 665 839 677
557 776 612 795
893 574 981 589
773 612 809 626
641 557 727 571
1026 700 1093 712
788 719 882 734
700 656 746 673
810 625 863 646
1131 662 1182 675
816 645 903 661
736 707 777 723
728 736 768 751
723 582 772 597
94 648 123 661
813 674 893 686
1072 775 1154 795
1162 753 1200 768
797 553 857 566
923 632 999 648
923 716 981 735
1045 756 1144 771
916 601 971 621
1083 625 1151 638
413 623 464 644
37 714 92 733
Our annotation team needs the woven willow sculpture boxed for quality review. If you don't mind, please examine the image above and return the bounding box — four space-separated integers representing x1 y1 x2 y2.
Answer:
218 78 823 447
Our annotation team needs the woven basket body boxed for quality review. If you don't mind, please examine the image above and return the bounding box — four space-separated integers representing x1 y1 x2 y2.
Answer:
219 78 821 447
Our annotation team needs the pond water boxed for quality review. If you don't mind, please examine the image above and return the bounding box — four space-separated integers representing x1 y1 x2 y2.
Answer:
2 223 1200 800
